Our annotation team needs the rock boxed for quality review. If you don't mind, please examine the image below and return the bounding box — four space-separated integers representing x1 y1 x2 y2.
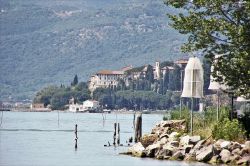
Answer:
208 155 219 164
141 134 158 148
189 148 197 156
196 144 214 162
182 145 194 154
156 155 164 160
119 152 132 155
170 150 184 160
229 142 241 151
220 149 231 163
159 137 168 144
204 139 213 146
244 141 250 153
213 144 222 155
168 132 180 142
232 148 241 156
220 141 231 149
128 142 146 157
151 120 186 135
189 136 201 145
180 135 190 146
236 156 250 165
159 133 169 139
145 142 161 158
164 156 171 160
184 153 196 161
240 148 248 156
230 154 240 161
162 144 177 156
193 140 205 150
168 141 179 147
151 126 170 135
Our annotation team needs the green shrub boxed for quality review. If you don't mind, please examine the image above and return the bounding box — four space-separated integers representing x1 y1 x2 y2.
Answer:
212 118 246 142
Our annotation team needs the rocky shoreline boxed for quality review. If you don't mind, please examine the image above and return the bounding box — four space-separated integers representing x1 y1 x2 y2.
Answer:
122 120 250 165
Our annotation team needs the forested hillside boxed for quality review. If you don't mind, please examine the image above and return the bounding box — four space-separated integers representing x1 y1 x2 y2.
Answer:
0 0 186 100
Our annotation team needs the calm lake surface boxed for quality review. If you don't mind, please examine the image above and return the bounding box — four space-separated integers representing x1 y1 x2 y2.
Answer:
0 112 207 166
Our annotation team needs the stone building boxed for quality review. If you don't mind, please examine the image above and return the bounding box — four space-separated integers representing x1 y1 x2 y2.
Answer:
88 70 125 93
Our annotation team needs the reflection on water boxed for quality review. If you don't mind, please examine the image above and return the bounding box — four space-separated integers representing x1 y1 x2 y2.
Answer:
0 112 207 166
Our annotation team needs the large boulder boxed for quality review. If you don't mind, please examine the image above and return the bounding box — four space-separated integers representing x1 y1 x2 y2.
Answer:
196 144 214 162
229 142 241 151
168 132 180 142
145 142 161 158
236 156 250 165
128 142 146 157
140 134 158 148
182 145 194 154
159 137 168 145
170 150 185 160
244 141 250 153
151 120 186 135
189 136 201 145
168 141 179 147
162 144 177 156
232 148 241 156
220 149 231 163
180 135 190 146
220 141 231 149
193 139 205 150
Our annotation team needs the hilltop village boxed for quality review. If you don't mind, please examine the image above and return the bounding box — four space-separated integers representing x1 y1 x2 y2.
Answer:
88 59 188 94
26 58 195 112
2 58 213 112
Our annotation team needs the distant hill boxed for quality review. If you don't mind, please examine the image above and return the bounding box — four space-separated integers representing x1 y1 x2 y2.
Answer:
0 0 187 100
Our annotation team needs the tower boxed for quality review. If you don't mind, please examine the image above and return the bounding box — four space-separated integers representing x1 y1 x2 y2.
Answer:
155 61 161 80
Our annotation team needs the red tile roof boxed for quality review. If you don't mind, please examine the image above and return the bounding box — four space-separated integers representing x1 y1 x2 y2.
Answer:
97 70 124 75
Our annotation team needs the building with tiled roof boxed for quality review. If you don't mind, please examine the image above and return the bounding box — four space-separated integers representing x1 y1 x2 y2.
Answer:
88 69 125 93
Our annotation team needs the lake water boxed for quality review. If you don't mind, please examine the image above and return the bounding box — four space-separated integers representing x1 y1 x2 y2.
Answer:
0 112 207 166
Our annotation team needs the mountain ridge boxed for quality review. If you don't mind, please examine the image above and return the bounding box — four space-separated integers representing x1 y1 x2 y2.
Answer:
0 0 187 100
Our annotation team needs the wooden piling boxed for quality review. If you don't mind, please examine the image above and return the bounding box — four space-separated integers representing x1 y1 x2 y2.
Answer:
113 123 117 146
133 112 136 131
117 123 120 145
134 114 142 143
75 124 78 149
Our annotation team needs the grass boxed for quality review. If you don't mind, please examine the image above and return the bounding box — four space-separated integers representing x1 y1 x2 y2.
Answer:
164 106 247 141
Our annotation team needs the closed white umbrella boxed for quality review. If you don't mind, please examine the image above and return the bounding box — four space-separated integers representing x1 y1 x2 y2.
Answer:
181 57 204 135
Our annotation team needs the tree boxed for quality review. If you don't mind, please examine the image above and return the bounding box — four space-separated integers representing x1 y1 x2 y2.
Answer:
203 57 211 95
71 74 78 86
164 0 250 98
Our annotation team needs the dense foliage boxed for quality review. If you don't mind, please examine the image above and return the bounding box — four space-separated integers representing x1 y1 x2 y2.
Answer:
212 118 246 142
164 0 250 98
93 89 180 110
33 82 90 110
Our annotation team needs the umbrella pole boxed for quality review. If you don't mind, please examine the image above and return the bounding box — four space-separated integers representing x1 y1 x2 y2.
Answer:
180 98 182 118
191 97 193 136
216 90 219 121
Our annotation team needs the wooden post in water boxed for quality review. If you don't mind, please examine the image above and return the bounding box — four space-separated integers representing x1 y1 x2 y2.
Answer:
113 123 117 146
134 114 142 143
75 124 78 149
117 123 120 145
133 112 135 131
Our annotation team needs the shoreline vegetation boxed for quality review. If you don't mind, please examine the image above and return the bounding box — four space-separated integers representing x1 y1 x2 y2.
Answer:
119 106 250 165
122 119 250 165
